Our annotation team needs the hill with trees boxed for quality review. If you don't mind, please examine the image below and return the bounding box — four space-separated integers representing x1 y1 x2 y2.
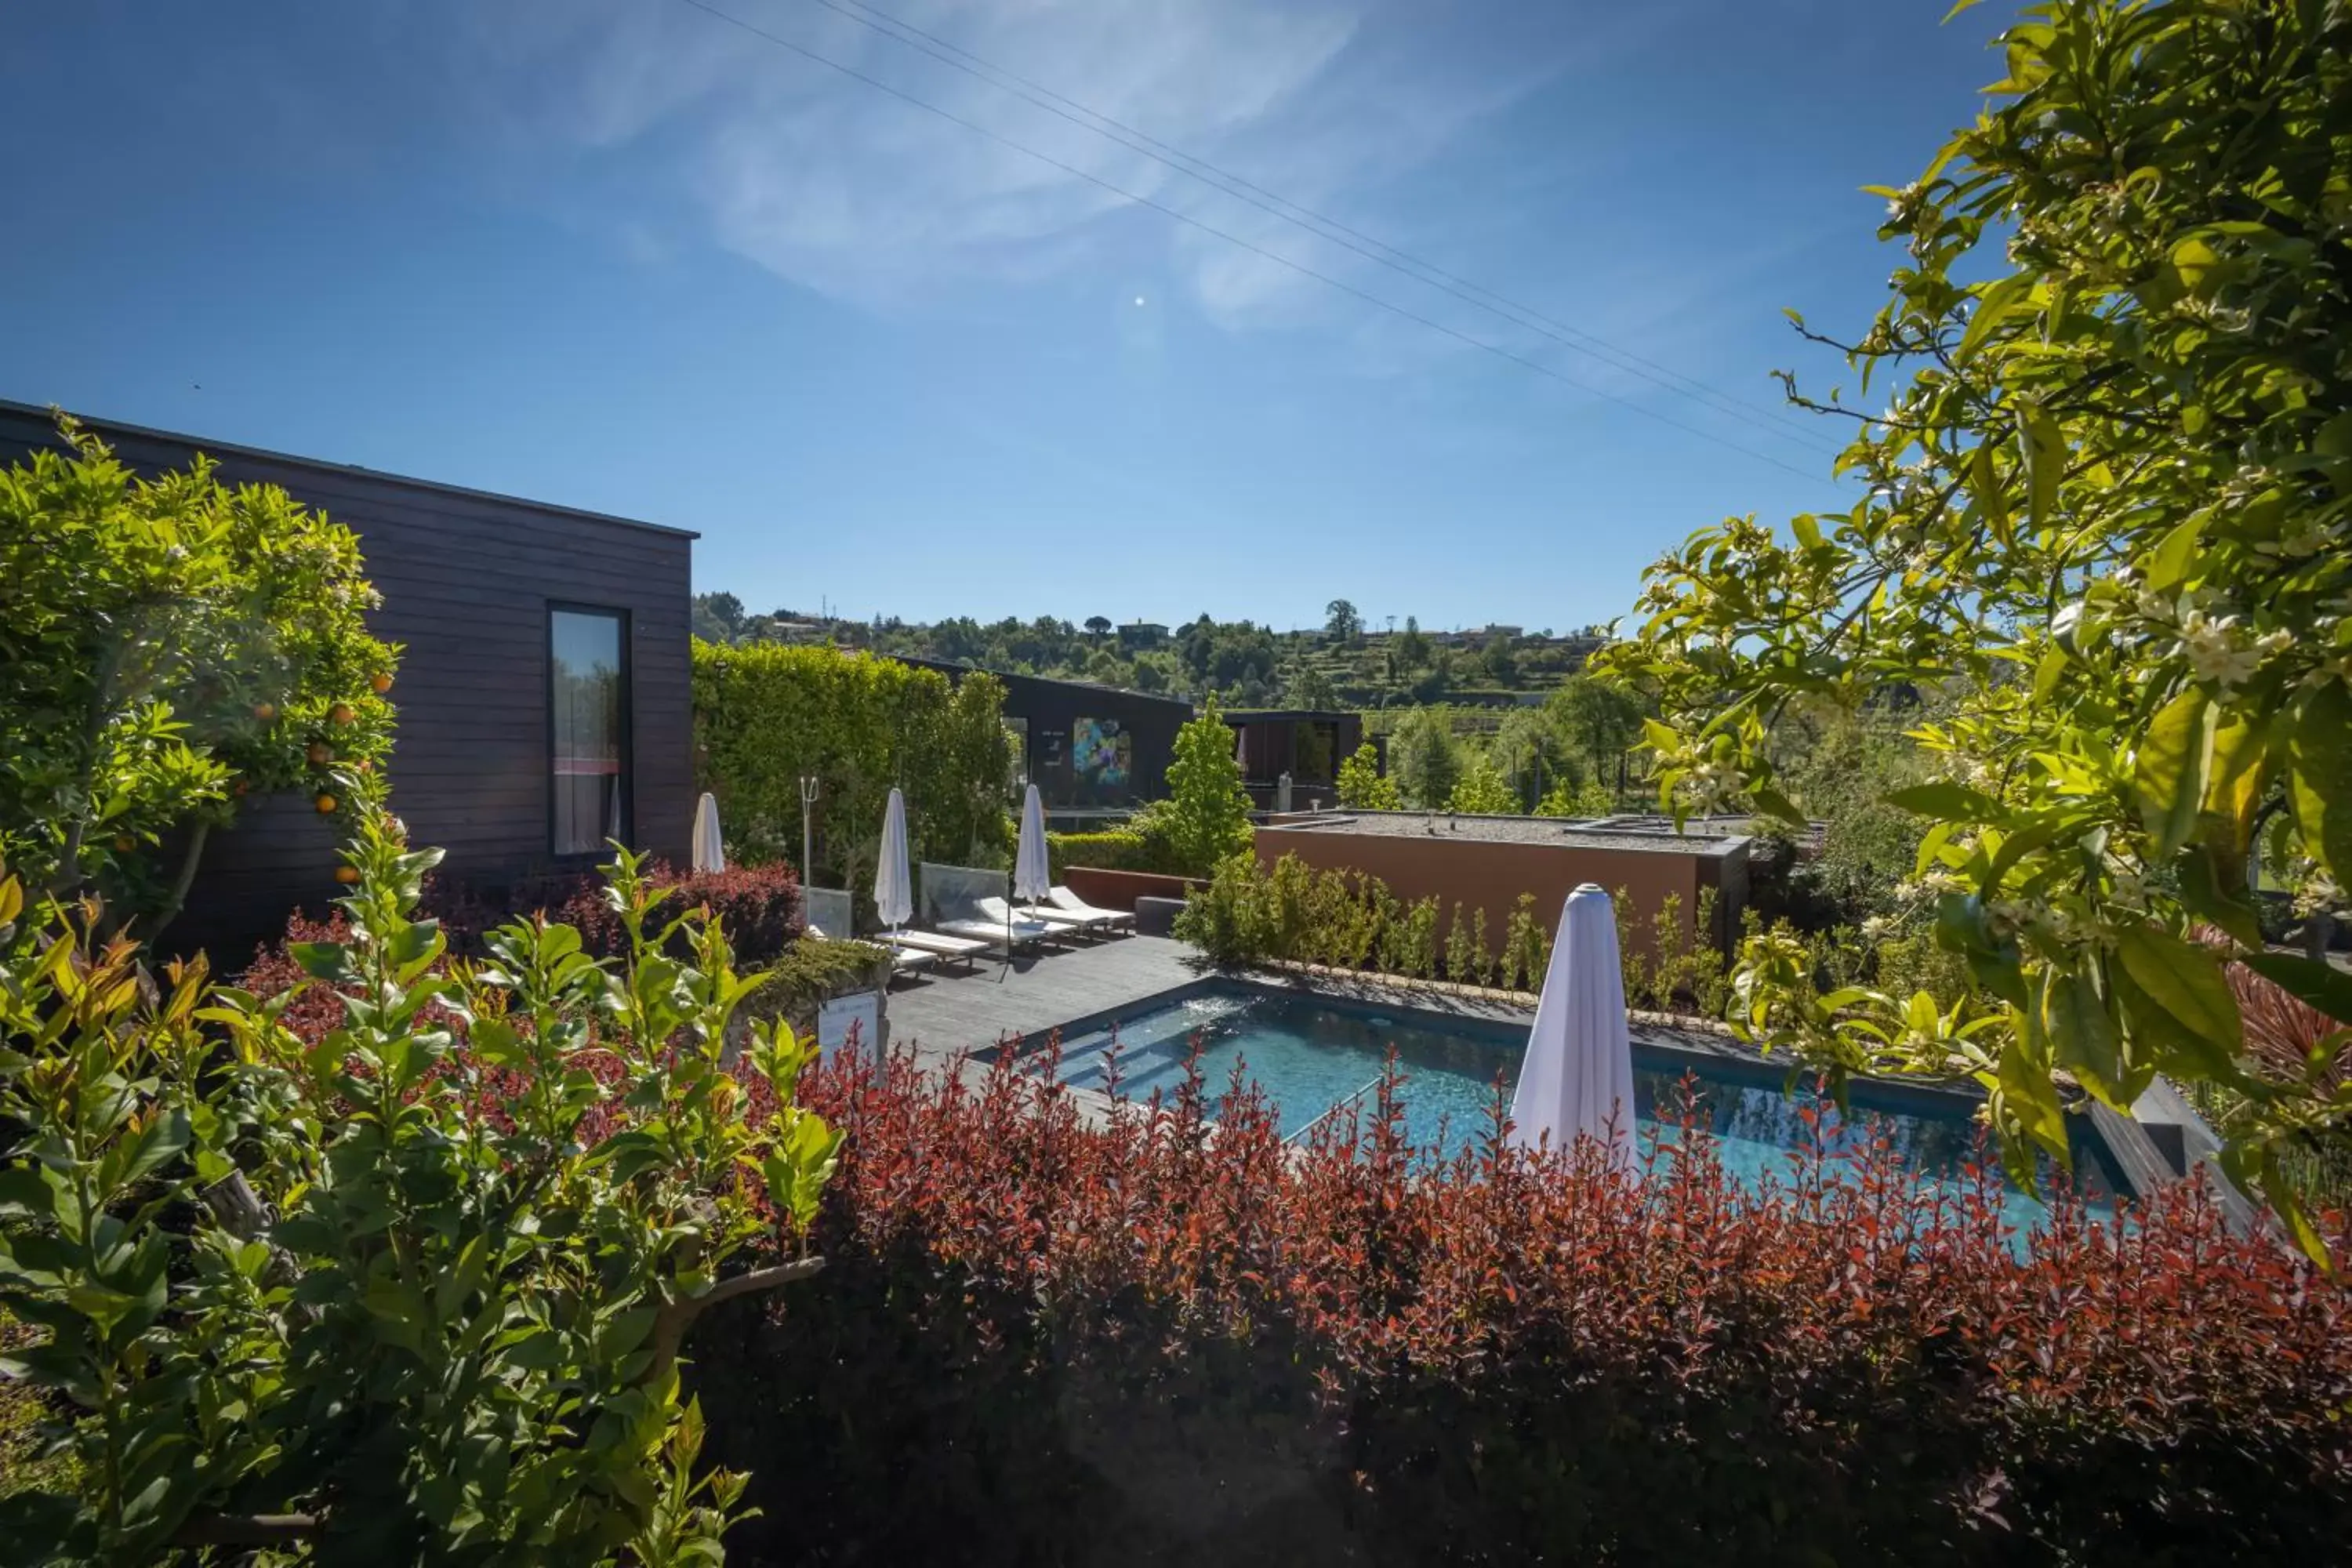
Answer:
691 591 1609 710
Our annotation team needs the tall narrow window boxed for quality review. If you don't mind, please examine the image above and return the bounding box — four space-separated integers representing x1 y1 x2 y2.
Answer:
551 608 628 855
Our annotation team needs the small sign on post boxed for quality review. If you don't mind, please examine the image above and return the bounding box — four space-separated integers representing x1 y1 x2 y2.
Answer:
817 989 883 1065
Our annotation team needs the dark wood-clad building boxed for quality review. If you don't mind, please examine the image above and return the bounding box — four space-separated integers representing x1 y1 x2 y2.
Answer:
893 657 1192 814
0 402 696 960
1225 709 1365 811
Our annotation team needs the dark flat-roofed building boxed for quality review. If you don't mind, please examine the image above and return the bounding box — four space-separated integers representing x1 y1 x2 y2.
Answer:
1223 708 1366 812
0 401 695 960
893 656 1192 812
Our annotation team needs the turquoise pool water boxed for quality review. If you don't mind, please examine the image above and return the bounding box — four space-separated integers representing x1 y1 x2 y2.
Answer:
1041 983 2123 1231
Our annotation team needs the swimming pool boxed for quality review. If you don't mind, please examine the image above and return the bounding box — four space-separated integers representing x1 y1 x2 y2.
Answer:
1034 982 2125 1229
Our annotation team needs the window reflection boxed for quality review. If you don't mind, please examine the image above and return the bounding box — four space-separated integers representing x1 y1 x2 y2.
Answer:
552 608 626 855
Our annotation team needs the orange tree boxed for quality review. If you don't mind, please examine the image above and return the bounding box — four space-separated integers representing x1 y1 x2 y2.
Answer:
1599 0 2352 1250
0 417 396 938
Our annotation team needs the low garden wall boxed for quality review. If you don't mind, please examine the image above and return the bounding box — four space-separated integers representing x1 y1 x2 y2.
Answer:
1063 865 1205 913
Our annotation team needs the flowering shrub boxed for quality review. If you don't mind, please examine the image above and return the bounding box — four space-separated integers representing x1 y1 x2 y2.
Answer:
1599 0 2352 1253
692 1041 2352 1563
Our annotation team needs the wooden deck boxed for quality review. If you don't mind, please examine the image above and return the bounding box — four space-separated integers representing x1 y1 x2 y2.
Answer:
881 935 1208 1065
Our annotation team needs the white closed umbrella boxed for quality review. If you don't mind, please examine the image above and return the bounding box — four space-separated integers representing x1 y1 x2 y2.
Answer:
691 792 725 874
874 786 913 933
1014 782 1051 906
1509 884 1635 1166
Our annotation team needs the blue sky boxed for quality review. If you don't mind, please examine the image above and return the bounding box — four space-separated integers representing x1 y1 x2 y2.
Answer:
3 0 2007 633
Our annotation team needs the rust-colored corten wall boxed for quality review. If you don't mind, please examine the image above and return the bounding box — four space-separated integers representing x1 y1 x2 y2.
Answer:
1063 866 1205 913
1252 826 1740 960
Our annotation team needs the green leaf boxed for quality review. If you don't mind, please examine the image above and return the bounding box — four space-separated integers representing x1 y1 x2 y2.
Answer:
1969 441 2013 544
2204 710 2271 846
2140 513 2206 593
1958 274 2034 363
2288 681 2352 884
2017 405 2066 531
1994 1029 2069 1177
1885 782 2005 822
1748 785 1804 824
2031 646 2067 703
2165 234 2221 298
2240 952 2352 1028
107 1107 192 1192
2116 961 2239 1083
2042 967 2126 1109
1935 891 1994 955
2113 924 2242 1061
0 1164 56 1221
1987 815 2068 887
2136 688 2216 855
290 942 357 985
2172 844 2263 949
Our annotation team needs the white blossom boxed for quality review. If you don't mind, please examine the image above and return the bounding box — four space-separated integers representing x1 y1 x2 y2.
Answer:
2177 610 2260 688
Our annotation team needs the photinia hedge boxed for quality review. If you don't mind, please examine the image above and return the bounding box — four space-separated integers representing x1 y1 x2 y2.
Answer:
691 1038 2352 1564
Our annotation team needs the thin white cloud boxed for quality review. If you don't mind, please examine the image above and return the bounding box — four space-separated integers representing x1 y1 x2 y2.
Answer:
440 0 1569 318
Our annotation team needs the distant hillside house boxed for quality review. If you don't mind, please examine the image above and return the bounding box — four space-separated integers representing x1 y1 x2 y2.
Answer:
1116 622 1170 650
0 401 695 960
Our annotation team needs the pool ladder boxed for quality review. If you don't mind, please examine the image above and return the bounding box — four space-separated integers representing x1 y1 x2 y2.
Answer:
1283 1075 1388 1148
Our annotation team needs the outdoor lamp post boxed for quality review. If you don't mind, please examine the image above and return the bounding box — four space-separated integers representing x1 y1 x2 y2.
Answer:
799 775 819 884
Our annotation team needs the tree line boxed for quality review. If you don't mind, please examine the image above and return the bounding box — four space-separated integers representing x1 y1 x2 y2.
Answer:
690 592 1606 710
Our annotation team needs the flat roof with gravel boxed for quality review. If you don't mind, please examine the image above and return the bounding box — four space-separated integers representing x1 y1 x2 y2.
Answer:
1259 811 1751 855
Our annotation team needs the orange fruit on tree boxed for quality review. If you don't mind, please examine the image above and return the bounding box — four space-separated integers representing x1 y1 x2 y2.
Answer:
330 703 358 726
371 672 394 694
252 702 276 722
315 793 337 815
114 835 136 853
307 741 333 766
334 865 362 885
356 758 375 773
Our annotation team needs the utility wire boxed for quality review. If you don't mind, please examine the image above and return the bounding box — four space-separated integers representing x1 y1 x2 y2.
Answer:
669 0 1840 487
799 0 1846 458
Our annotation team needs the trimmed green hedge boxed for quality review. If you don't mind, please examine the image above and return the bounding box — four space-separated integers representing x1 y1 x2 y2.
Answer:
1044 829 1154 877
691 641 1012 887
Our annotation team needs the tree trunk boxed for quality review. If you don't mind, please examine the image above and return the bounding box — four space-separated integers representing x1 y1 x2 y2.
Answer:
45 641 125 902
144 818 211 943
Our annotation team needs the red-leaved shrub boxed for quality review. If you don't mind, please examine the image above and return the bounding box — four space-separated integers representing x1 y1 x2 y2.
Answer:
688 1039 2352 1566
240 861 805 1015
512 859 803 965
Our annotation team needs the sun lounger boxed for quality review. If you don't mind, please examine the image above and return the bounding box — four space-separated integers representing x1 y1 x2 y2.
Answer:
808 906 957 977
938 907 1059 951
888 928 994 968
1044 886 1134 931
977 896 1091 945
1018 904 1118 940
886 946 940 978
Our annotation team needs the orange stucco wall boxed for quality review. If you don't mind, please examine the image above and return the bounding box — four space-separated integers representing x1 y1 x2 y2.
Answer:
1251 825 1730 960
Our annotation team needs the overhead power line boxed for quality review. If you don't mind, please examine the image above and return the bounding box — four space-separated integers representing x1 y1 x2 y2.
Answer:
800 0 1844 459
667 0 1841 487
